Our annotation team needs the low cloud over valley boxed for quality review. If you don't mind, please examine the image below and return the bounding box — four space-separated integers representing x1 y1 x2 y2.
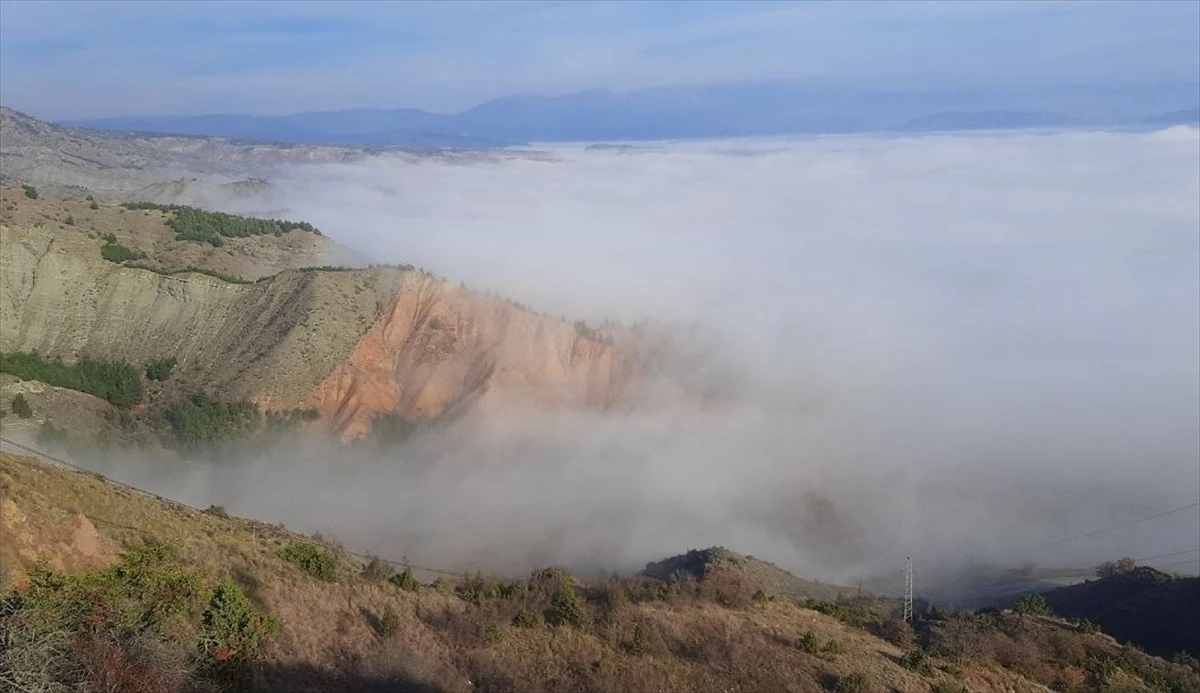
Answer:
77 127 1200 592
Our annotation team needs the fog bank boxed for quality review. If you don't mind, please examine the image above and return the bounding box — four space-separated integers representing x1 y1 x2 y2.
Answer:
80 128 1200 590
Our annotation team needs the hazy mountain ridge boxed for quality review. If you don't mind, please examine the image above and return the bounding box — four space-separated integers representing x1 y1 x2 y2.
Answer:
0 106 378 196
61 81 1200 145
1039 567 1200 660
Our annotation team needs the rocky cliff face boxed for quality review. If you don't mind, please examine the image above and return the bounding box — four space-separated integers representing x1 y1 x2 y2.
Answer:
309 272 626 439
1 204 628 439
0 222 394 408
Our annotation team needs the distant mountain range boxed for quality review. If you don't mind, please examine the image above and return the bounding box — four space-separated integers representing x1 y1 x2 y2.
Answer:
62 82 1200 148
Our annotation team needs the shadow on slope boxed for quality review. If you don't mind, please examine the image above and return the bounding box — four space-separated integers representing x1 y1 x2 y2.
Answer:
256 664 440 693
1038 567 1200 659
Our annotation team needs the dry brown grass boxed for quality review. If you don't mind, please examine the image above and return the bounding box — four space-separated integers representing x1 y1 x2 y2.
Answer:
5 452 1194 693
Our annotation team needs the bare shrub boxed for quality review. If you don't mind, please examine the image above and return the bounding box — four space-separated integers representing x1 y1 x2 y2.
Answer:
924 614 988 662
0 604 76 693
872 615 916 648
361 556 393 582
836 671 870 693
72 633 189 693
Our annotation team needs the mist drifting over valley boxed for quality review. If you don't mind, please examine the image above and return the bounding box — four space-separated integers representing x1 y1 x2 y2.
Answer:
72 127 1200 594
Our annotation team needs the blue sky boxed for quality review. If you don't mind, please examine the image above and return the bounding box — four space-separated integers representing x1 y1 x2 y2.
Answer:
0 0 1197 119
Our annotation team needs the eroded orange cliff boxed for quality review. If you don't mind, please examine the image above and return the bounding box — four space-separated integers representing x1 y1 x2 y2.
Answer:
307 273 627 439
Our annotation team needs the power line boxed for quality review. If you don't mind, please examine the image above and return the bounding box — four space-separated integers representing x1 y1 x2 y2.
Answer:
935 546 1200 595
1132 548 1199 563
1026 501 1200 551
1144 558 1200 570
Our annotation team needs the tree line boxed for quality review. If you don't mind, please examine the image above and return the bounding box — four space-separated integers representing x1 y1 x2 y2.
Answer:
121 202 321 247
0 351 143 408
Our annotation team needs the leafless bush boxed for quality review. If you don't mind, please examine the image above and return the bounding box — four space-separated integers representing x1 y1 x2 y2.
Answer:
0 608 77 693
72 633 189 693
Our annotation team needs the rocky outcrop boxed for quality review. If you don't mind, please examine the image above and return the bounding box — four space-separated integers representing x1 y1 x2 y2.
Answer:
309 272 625 439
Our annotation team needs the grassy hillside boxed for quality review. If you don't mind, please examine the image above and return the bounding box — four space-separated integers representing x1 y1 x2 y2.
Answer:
0 192 402 426
3 451 1198 692
0 185 329 280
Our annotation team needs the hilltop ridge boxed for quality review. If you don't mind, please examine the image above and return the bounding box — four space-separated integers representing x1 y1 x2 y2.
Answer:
0 106 373 197
0 185 630 445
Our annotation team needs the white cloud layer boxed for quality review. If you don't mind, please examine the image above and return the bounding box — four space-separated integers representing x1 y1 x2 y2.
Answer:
81 127 1200 592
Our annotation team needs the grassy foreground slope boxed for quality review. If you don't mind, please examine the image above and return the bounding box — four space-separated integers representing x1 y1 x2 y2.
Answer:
2 452 1197 693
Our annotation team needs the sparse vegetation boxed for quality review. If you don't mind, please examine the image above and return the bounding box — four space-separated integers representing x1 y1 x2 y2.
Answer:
361 555 393 582
279 541 337 582
1075 617 1101 635
512 608 542 628
10 393 32 418
1096 556 1138 578
377 604 400 637
298 265 357 272
119 202 321 246
263 406 320 432
799 630 821 653
0 350 143 407
914 606 1200 693
0 543 277 691
899 648 935 675
835 671 870 692
547 583 591 627
124 261 254 284
389 567 422 592
573 319 615 345
366 262 417 271
100 232 144 263
1013 593 1051 616
145 357 177 381
370 412 421 445
21 184 38 199
36 420 69 445
103 408 138 434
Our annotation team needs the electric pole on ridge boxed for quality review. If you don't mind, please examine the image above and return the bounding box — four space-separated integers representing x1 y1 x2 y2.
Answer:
903 556 914 623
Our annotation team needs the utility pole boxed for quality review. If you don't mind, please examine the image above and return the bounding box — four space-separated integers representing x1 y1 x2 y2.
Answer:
903 556 914 623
